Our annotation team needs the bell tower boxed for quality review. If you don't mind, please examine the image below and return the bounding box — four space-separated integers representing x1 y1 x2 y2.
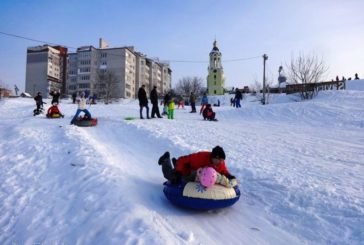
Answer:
207 40 225 95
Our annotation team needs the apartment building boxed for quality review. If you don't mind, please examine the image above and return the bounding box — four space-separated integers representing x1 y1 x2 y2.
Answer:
66 39 172 99
25 45 67 96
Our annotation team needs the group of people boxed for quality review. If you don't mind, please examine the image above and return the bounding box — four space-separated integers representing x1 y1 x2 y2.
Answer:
158 145 237 188
138 85 218 121
230 88 243 108
35 86 219 123
33 90 64 118
33 89 93 124
138 85 175 120
335 73 361 81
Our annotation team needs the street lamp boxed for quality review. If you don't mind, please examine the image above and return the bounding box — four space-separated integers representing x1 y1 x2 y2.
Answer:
262 54 268 105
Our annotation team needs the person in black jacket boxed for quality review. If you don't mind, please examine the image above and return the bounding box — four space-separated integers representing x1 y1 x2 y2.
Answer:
33 92 45 116
50 89 61 104
189 92 196 113
162 92 170 115
138 85 150 119
150 86 162 118
234 88 243 108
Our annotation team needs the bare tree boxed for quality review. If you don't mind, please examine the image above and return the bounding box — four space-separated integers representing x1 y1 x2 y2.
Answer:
96 69 118 104
251 79 262 96
287 53 328 100
175 76 204 96
264 71 275 104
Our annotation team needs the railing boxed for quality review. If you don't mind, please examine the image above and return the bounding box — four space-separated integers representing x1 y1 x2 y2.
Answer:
285 80 346 94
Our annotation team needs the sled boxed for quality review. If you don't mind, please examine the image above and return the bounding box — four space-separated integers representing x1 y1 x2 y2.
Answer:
46 113 63 118
163 181 240 210
73 118 98 127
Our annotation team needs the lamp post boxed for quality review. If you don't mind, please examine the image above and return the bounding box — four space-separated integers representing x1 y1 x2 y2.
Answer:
262 54 268 105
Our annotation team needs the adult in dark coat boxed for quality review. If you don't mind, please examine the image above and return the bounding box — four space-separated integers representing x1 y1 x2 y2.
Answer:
150 86 162 118
33 92 45 115
162 92 170 115
72 91 77 104
50 89 61 104
234 88 243 108
138 85 150 119
189 92 196 113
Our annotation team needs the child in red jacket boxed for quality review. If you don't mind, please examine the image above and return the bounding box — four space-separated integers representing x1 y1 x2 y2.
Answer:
46 102 64 118
158 146 237 187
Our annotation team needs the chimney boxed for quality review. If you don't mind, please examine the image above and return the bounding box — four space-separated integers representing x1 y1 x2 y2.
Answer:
99 38 109 49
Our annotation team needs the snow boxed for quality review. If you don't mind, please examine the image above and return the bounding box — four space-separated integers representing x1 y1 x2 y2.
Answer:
1 82 364 244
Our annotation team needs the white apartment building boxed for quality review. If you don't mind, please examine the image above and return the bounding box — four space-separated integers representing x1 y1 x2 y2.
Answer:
25 45 68 96
66 39 172 99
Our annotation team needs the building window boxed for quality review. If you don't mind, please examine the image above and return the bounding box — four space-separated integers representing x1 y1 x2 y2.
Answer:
80 75 90 80
68 85 77 90
80 60 91 65
79 67 90 73
79 83 90 89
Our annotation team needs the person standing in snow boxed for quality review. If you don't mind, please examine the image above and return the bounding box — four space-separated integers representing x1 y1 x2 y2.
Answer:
189 92 196 113
162 92 170 116
234 88 243 108
167 98 175 119
33 92 45 115
72 91 77 104
50 89 61 104
200 93 208 114
138 85 150 119
150 86 162 118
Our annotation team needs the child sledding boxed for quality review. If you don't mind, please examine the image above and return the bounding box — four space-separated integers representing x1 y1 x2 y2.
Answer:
202 104 217 121
70 92 97 127
46 102 64 118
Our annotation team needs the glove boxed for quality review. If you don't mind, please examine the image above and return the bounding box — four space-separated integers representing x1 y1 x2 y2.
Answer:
229 178 238 187
215 173 230 187
216 173 238 188
227 174 236 180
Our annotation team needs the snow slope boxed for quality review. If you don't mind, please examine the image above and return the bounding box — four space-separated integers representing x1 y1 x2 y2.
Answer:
0 84 363 244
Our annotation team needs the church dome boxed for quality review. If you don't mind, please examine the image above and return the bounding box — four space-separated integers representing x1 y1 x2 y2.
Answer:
212 46 219 51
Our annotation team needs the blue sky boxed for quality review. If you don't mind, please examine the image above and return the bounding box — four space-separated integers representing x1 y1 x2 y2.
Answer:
0 0 363 92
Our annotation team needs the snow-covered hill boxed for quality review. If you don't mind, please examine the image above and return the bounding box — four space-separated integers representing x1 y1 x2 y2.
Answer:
0 85 363 244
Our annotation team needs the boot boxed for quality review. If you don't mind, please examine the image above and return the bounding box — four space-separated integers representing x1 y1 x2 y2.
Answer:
158 152 170 165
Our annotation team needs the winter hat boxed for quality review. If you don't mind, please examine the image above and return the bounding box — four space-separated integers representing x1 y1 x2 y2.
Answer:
199 167 217 188
211 146 225 159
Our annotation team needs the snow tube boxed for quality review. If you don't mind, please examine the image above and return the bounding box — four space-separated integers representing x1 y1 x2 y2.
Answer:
73 118 98 127
163 181 240 210
46 113 62 118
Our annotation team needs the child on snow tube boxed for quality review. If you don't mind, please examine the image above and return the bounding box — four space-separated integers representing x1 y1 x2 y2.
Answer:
202 104 216 121
70 92 93 125
159 147 239 210
158 146 237 187
46 102 64 118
